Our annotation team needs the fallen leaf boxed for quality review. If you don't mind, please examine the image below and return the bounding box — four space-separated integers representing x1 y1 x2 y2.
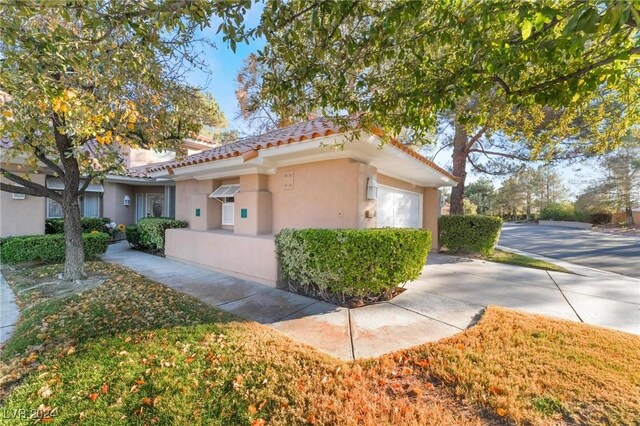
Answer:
101 383 109 394
251 420 265 426
248 405 257 415
142 397 153 406
496 407 507 416
184 356 195 364
307 414 317 424
124 336 132 343
488 386 503 395
88 393 98 402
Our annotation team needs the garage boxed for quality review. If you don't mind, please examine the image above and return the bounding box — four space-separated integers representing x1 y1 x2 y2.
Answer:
377 185 422 228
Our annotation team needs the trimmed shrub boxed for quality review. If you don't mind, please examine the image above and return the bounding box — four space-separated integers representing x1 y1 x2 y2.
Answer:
540 202 577 222
125 224 142 249
0 232 110 264
275 228 432 303
45 217 111 234
136 218 188 251
440 215 503 255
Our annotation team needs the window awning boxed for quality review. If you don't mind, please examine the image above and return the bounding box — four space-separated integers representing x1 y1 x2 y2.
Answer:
46 177 104 193
209 184 240 199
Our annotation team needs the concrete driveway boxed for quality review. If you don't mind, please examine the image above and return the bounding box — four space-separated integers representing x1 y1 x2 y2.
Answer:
103 242 639 361
499 223 640 278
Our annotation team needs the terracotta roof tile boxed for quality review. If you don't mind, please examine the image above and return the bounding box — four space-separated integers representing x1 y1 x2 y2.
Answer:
146 117 348 173
146 117 458 182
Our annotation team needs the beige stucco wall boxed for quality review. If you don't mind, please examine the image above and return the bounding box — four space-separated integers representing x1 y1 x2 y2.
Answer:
0 173 47 237
165 228 278 286
103 183 135 226
268 158 364 232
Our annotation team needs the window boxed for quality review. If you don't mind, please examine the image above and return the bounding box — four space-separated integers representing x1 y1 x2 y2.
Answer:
211 184 239 226
81 193 101 217
222 202 235 226
46 194 101 218
47 198 64 218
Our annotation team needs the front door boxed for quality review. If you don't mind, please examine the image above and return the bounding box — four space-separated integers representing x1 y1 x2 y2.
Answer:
146 194 165 218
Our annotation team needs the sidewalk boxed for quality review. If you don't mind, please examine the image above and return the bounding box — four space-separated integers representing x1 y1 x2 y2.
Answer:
0 273 19 345
102 242 639 360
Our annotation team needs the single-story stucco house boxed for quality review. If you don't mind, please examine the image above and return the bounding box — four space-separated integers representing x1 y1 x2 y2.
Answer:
146 117 457 286
0 138 217 237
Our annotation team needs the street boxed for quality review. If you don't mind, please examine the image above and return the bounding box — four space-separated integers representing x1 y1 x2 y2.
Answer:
499 223 640 278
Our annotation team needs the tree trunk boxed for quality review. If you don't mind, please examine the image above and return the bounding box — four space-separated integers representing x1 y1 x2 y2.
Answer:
62 191 86 280
625 206 635 226
449 122 468 215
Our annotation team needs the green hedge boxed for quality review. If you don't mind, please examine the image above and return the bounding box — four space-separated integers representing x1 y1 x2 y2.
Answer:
439 215 503 255
125 224 142 249
134 218 188 251
540 202 577 222
0 233 110 264
45 217 111 234
275 228 432 302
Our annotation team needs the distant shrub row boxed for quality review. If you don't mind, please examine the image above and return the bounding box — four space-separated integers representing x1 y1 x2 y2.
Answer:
0 233 109 264
541 202 612 224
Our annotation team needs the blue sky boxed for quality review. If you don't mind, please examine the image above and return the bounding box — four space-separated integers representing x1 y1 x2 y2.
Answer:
186 6 265 135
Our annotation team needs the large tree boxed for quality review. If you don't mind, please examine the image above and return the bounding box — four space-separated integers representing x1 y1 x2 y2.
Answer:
0 1 247 280
238 0 639 213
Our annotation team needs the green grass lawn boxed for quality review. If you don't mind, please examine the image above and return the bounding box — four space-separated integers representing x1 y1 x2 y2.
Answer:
484 249 569 273
1 262 638 425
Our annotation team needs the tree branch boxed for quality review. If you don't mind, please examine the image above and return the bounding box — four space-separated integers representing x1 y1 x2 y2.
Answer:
468 148 530 161
0 169 61 201
466 126 487 150
517 45 640 95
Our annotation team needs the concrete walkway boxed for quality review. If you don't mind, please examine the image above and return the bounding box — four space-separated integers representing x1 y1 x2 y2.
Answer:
0 273 19 345
102 242 639 360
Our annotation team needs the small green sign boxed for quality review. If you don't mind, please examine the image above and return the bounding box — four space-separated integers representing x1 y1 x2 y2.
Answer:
195 208 201 217
241 208 248 219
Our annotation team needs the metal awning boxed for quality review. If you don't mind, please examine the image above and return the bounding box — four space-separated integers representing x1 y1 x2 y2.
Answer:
209 184 240 199
46 177 104 193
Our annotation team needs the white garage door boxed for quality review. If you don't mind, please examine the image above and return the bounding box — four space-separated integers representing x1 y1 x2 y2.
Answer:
377 186 422 228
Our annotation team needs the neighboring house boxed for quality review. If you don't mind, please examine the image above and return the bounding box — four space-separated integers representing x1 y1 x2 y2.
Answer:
146 117 457 286
0 137 217 237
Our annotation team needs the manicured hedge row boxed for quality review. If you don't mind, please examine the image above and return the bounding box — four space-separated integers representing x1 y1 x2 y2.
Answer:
45 217 111 234
275 228 432 303
0 232 110 264
440 215 503 255
128 218 188 251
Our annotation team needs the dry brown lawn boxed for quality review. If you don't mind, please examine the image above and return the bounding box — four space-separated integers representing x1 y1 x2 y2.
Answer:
2 262 638 425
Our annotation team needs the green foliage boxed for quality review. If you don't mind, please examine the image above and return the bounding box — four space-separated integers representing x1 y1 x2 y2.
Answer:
463 198 478 215
136 218 188 251
250 1 639 145
464 178 495 215
125 224 142 249
275 228 431 302
0 233 109 264
540 202 578 222
440 215 503 255
531 396 565 416
45 217 111 235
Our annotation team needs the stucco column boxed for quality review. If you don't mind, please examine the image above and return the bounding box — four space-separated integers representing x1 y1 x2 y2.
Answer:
234 174 273 235
423 187 441 249
186 179 221 231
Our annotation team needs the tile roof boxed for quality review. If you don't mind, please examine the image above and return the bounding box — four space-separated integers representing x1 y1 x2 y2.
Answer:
145 116 458 181
146 116 347 173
